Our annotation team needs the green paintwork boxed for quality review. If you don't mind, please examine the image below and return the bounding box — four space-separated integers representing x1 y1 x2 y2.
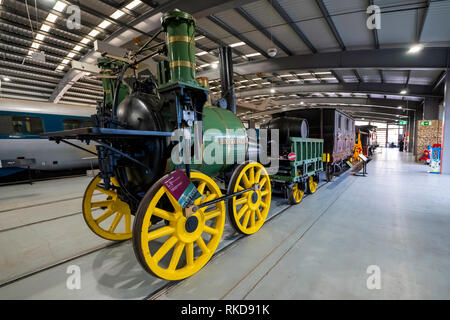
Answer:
193 105 247 176
168 105 247 177
271 137 324 184
97 58 130 108
161 10 198 86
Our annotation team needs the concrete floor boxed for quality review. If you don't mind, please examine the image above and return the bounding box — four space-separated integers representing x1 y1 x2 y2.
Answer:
1 148 449 299
155 148 450 299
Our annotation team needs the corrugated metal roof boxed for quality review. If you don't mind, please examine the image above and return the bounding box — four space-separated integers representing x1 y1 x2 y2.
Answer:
420 0 450 43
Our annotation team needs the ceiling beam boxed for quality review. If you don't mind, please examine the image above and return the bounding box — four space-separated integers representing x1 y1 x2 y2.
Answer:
234 7 292 56
198 47 450 78
235 83 438 99
241 102 414 118
368 0 380 49
315 0 346 50
207 15 270 58
50 0 255 103
432 71 446 92
269 0 317 53
417 0 431 42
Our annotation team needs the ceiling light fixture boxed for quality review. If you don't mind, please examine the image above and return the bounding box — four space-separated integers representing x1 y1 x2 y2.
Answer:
46 13 58 23
407 44 423 54
400 89 407 94
53 1 67 12
126 0 142 10
230 42 245 47
110 10 125 20
98 20 112 29
196 51 207 56
40 24 51 32
245 53 261 57
89 29 101 37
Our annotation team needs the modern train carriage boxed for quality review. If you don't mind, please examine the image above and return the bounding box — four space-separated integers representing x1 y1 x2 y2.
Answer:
356 125 378 157
279 108 355 181
0 99 97 179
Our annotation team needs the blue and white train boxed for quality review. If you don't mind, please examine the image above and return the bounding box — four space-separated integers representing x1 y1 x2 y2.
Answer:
0 98 97 178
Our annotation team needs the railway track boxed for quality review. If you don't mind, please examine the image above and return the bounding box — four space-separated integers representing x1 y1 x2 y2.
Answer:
0 177 330 299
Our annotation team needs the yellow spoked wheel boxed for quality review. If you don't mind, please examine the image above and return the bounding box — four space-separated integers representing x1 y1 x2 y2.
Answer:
287 183 304 205
227 161 271 235
307 175 318 194
132 171 225 280
83 175 133 241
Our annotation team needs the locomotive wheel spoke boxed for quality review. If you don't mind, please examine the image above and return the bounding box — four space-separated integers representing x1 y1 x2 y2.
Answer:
228 162 272 235
250 210 256 228
153 236 178 263
147 226 175 241
204 209 222 220
95 209 115 224
204 225 218 235
242 210 251 228
168 242 185 270
242 173 251 188
108 212 123 233
83 175 133 241
133 171 225 281
196 237 210 255
186 242 194 266
235 196 247 205
255 208 263 220
95 188 116 198
254 168 262 184
237 204 249 220
249 167 255 184
152 207 176 221
91 200 113 208
165 189 182 211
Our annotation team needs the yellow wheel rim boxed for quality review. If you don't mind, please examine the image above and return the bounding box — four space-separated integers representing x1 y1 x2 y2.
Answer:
308 176 318 194
83 176 133 241
292 183 304 203
229 162 271 235
134 172 225 280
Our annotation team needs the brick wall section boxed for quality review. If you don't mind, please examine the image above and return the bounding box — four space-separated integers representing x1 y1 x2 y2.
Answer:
416 120 443 161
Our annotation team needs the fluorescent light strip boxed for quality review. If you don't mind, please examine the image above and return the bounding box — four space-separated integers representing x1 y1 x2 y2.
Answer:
89 29 101 37
53 1 67 12
126 0 142 10
111 10 125 20
40 24 51 32
98 20 112 29
46 13 58 23
245 53 261 57
230 42 245 48
196 51 208 56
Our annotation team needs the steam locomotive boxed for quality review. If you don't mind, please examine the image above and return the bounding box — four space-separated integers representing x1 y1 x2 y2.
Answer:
46 10 272 280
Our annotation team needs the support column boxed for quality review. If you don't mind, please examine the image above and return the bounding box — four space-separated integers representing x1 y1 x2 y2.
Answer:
409 112 417 155
219 46 236 114
442 71 450 174
423 98 440 120
386 123 389 147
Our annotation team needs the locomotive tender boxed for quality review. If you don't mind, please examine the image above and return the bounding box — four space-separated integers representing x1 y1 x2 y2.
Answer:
46 10 272 280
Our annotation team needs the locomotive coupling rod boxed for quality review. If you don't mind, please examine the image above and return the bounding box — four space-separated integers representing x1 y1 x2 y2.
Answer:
195 184 260 210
